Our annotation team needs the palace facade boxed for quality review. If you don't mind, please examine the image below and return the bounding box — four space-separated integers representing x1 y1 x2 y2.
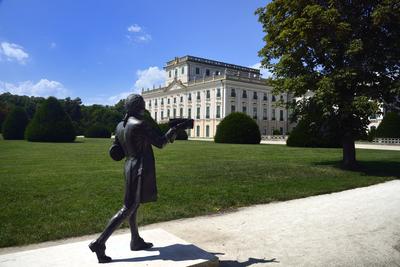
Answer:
142 55 293 138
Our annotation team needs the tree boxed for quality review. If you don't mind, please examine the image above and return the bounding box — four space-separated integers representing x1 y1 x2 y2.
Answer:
214 112 261 144
25 97 76 142
2 107 29 140
376 112 400 138
256 1 400 169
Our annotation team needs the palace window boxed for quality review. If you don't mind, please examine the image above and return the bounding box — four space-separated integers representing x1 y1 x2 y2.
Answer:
280 110 284 121
197 91 201 100
155 99 157 106
161 98 164 105
175 69 178 77
231 88 236 97
196 125 200 137
169 70 171 78
253 107 257 119
188 93 192 101
263 108 267 120
154 112 157 122
242 90 247 98
196 107 200 119
167 98 170 104
253 92 258 100
263 94 268 101
188 108 191 119
216 88 221 98
180 108 183 117
231 105 236 112
272 95 276 102
149 100 151 107
196 67 200 74
272 109 276 120
242 106 247 113
180 96 183 102
161 111 164 119
206 125 210 137
216 105 221 118
167 109 170 118
181 67 184 74
173 108 176 118
206 69 210 76
174 97 176 104
206 106 210 119
206 90 210 99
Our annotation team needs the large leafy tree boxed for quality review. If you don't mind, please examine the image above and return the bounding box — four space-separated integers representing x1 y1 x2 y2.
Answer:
256 0 400 169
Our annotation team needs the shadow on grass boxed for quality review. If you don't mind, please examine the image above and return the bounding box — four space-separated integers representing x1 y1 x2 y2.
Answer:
315 160 400 178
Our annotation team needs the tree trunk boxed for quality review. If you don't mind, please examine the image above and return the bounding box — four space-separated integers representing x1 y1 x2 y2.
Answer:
342 135 357 169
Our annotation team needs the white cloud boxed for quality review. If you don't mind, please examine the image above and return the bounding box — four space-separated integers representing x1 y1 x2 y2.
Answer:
106 91 131 105
134 66 166 92
127 24 142 33
126 24 152 43
135 34 152 43
101 66 166 106
250 62 273 78
0 79 69 98
0 42 29 64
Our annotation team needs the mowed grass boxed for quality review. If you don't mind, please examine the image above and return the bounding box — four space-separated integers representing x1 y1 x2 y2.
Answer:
0 138 399 248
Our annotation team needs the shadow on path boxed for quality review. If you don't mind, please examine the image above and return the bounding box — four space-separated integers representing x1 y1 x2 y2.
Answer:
111 243 217 263
220 257 279 266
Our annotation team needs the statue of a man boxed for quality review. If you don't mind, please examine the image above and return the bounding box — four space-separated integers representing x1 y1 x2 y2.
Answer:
89 94 177 263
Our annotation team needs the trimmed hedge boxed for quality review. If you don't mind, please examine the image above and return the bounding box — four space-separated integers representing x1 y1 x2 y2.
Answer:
214 112 261 144
2 107 29 140
376 112 400 138
85 124 111 138
25 97 76 142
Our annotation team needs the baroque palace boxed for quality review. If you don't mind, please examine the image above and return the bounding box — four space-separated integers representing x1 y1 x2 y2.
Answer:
142 55 293 138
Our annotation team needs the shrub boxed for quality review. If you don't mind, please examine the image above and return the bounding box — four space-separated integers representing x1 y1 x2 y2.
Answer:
2 107 29 140
287 118 341 148
376 112 400 138
25 97 76 142
272 129 282 135
214 112 261 144
85 124 111 138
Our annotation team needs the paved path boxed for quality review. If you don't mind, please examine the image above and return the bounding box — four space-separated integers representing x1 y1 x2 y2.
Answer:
261 140 400 151
1 181 400 266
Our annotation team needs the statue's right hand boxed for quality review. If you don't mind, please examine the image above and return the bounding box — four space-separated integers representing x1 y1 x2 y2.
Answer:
166 127 178 143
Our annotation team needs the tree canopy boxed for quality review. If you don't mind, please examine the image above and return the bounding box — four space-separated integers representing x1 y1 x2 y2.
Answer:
256 0 400 168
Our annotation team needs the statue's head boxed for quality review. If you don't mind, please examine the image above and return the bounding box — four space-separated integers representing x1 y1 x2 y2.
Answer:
125 94 145 117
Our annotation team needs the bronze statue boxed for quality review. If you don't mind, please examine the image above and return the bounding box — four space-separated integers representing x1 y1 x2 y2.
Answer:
89 94 192 263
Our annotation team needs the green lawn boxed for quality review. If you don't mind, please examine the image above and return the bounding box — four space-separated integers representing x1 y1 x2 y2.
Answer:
0 138 399 248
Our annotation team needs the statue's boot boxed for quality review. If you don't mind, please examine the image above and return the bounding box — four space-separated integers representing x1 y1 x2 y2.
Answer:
89 241 112 263
130 237 153 251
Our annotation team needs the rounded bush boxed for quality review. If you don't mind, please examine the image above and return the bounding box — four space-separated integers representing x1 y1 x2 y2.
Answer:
25 97 76 142
214 112 261 144
376 112 400 138
85 124 111 138
2 107 29 140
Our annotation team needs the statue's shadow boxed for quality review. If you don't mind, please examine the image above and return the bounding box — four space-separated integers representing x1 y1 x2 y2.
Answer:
111 244 216 263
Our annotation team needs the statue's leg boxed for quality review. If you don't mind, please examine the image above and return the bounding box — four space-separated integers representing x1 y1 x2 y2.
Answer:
129 205 153 251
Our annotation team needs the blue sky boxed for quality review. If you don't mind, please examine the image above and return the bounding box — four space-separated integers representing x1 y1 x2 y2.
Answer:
0 0 270 105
